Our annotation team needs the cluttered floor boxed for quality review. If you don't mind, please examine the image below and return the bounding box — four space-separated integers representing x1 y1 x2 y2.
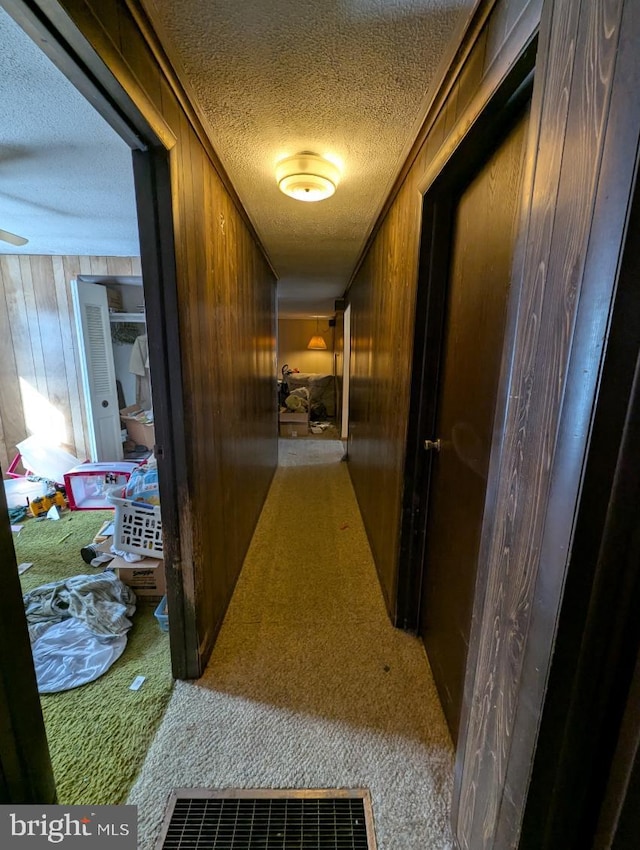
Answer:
7 432 452 845
11 477 173 805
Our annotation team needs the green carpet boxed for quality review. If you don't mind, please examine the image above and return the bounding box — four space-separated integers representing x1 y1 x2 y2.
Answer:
14 509 173 805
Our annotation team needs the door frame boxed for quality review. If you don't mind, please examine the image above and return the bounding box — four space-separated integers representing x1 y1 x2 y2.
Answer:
0 0 194 800
397 40 537 631
0 476 56 803
1 0 195 677
515 129 640 850
341 303 352 441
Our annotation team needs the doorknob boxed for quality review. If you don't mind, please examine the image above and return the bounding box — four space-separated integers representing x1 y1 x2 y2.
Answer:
424 438 441 452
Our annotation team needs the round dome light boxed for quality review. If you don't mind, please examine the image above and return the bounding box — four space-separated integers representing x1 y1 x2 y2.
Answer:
276 153 340 202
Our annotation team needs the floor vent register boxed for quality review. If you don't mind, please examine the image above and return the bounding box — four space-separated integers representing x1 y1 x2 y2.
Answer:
156 789 377 849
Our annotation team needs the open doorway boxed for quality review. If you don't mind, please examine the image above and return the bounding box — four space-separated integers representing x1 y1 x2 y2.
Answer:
277 316 341 441
71 274 154 464
0 5 173 805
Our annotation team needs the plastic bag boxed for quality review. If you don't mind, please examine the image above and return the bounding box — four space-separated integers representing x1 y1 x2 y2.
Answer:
16 435 81 484
124 459 160 505
30 618 127 693
3 476 48 508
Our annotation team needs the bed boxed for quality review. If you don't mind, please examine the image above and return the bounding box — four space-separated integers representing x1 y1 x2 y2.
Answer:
284 372 336 418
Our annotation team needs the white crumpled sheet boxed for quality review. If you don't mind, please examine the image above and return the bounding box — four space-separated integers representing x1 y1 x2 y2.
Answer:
24 571 136 693
30 619 127 693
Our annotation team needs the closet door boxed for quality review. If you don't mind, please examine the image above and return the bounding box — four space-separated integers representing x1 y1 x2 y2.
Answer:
71 280 123 461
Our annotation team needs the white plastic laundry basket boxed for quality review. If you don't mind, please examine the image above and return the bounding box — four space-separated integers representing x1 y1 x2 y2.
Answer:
107 487 163 558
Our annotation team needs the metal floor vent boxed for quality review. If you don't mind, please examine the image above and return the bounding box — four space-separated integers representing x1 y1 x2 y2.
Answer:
156 789 377 850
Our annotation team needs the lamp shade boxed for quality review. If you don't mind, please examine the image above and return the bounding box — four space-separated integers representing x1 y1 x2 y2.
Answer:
276 154 340 202
307 334 327 350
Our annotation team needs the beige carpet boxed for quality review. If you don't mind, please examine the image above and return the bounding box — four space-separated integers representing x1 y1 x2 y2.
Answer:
128 439 454 849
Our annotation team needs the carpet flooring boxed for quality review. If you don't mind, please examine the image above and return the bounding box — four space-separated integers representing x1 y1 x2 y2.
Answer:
285 419 341 440
14 508 173 805
128 439 454 849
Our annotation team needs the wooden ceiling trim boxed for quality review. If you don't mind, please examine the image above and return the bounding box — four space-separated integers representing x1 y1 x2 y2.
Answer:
126 0 277 279
346 0 498 291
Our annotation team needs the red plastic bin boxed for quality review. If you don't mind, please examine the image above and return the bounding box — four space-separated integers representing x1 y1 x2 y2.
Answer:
64 462 140 510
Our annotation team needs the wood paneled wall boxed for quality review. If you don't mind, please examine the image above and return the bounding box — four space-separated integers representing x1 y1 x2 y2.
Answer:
51 0 278 674
348 0 542 614
170 120 277 659
457 1 640 847
0 255 141 472
348 193 420 612
348 0 640 847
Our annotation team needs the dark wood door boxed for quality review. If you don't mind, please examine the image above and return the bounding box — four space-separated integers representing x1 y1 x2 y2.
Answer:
419 108 529 740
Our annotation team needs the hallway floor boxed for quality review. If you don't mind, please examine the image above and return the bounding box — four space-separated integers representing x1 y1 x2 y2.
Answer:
128 439 454 849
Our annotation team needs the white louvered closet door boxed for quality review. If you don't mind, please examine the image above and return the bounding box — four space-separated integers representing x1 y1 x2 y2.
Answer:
71 280 123 461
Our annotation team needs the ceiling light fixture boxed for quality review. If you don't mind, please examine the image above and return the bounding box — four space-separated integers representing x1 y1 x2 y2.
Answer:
276 153 340 202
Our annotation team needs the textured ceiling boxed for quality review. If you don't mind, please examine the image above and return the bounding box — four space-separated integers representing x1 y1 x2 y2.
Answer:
142 0 474 316
0 1 475 317
0 7 139 258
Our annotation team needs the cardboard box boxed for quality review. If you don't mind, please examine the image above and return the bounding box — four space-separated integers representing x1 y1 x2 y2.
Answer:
105 285 123 312
120 406 155 450
279 411 309 437
94 523 115 545
111 554 166 599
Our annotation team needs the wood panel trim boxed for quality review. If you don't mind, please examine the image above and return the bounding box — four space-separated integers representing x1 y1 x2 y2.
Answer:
454 0 638 846
1 0 153 150
451 17 545 826
50 0 177 148
519 82 640 846
346 0 541 292
415 23 537 198
132 147 199 679
51 257 88 459
498 0 640 842
128 0 277 279
453 0 576 831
